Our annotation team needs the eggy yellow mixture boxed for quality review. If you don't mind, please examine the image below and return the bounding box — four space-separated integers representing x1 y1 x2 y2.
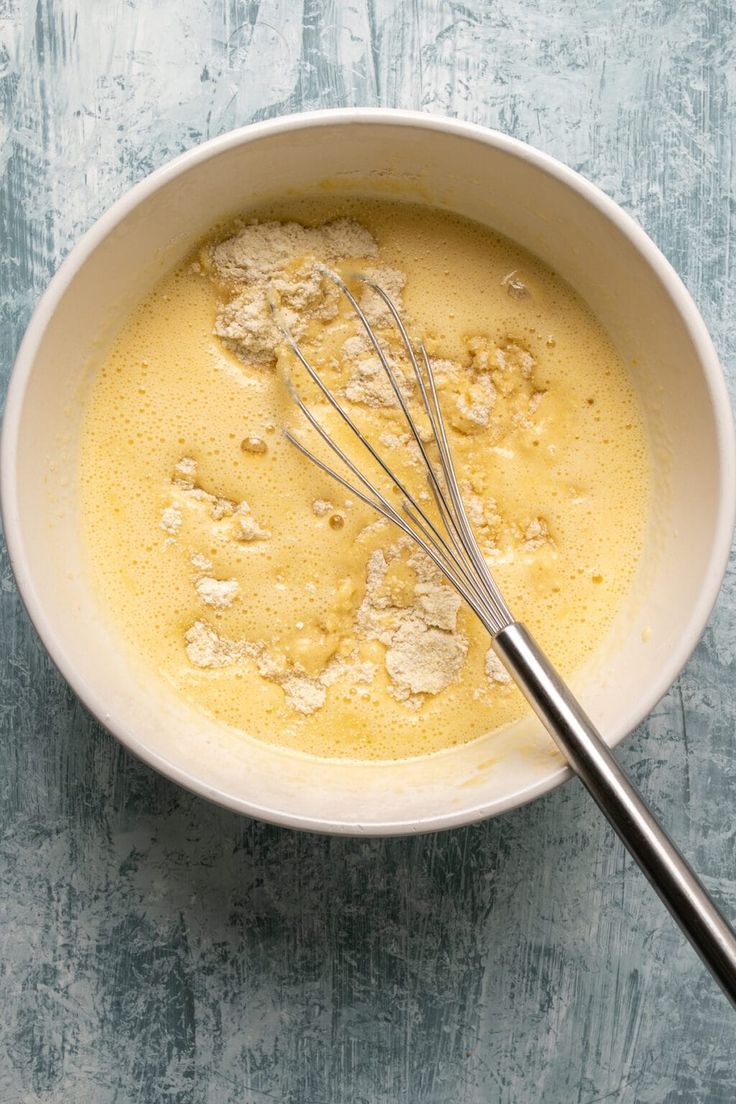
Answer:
78 197 649 760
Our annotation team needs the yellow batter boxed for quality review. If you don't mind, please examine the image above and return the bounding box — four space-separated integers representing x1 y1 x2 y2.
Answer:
78 197 649 760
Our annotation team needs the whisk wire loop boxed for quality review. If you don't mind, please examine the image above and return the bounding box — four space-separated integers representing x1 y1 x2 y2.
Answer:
360 277 512 610
279 302 454 563
355 279 485 582
274 273 513 634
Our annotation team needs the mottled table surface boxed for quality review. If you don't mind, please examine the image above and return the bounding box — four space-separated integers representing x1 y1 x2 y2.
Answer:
1 2 735 1101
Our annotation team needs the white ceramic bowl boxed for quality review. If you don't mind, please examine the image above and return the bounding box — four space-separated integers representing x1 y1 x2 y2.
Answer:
2 109 734 834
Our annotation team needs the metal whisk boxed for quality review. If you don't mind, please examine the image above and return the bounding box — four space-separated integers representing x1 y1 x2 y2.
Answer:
279 270 736 1007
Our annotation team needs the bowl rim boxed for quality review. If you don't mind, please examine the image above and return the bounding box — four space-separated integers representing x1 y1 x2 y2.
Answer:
2 107 735 835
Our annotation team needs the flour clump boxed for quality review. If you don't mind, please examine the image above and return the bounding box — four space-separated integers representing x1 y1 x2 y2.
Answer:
185 621 248 668
356 541 468 704
196 576 239 609
160 505 182 535
485 649 512 685
204 219 379 368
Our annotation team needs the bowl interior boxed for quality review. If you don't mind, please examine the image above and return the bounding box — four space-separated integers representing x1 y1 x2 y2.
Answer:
4 114 733 833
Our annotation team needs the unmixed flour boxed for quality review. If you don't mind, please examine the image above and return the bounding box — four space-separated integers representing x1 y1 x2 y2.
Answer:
203 219 415 417
182 535 471 714
195 576 239 609
184 620 375 716
356 538 468 704
203 219 379 367
160 457 271 547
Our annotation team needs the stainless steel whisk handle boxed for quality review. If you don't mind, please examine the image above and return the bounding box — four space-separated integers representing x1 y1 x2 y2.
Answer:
494 621 736 1007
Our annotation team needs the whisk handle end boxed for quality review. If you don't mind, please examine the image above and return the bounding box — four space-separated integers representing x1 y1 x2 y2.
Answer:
494 621 736 1008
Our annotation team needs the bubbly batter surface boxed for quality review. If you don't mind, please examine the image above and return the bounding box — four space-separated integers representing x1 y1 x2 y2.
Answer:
78 197 650 760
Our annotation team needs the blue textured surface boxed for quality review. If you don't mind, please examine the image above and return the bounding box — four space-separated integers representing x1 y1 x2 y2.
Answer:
1 2 735 1101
